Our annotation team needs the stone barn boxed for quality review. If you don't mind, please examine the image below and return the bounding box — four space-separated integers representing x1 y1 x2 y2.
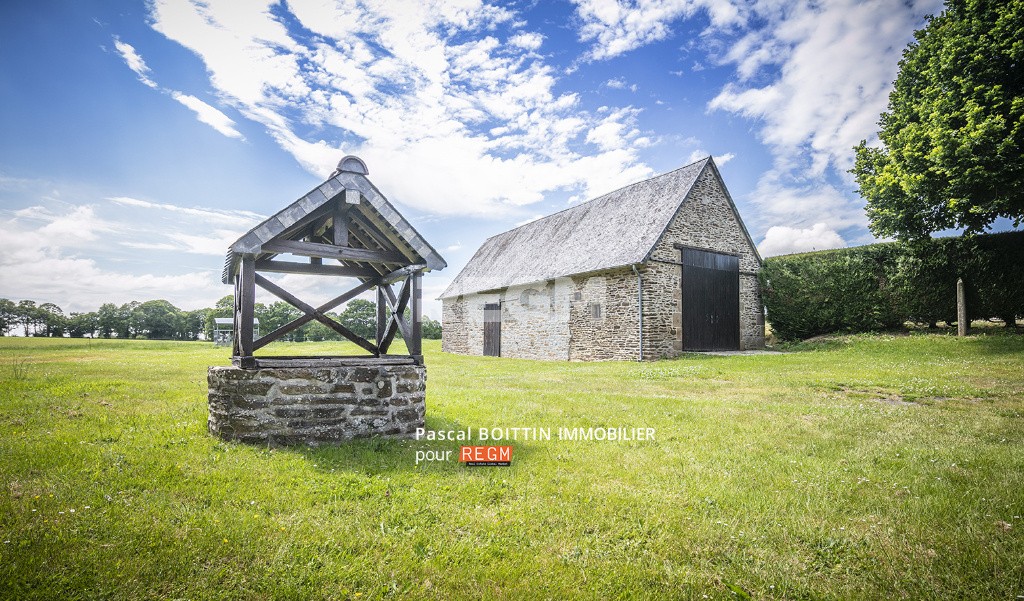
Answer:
439 157 764 361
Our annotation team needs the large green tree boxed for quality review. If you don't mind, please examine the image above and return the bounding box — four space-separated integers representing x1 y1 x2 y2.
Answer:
0 298 16 335
338 299 376 341
132 300 181 339
37 303 66 337
257 301 302 340
96 303 120 338
421 316 442 339
852 0 1023 239
67 312 99 338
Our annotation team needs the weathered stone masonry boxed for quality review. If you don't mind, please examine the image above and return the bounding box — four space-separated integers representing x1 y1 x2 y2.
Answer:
644 166 765 357
208 364 425 445
440 157 765 361
440 156 761 362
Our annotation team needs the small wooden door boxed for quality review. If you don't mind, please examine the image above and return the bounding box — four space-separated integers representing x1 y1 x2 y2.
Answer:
483 303 501 357
682 248 740 351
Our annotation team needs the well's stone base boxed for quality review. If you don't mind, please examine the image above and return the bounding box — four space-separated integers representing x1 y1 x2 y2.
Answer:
207 364 426 445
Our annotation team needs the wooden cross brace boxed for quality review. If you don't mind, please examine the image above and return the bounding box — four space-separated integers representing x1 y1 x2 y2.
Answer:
253 274 379 354
376 274 412 354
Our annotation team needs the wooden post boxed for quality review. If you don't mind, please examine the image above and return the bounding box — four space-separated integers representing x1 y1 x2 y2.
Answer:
238 255 256 360
957 277 968 336
333 205 349 247
376 285 387 354
408 271 422 357
231 275 242 357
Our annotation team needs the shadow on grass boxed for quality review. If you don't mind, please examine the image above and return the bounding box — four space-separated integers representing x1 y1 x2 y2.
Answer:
960 328 1024 355
260 413 541 477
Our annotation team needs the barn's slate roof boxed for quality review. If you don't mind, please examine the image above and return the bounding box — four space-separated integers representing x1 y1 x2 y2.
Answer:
222 156 446 284
439 157 757 299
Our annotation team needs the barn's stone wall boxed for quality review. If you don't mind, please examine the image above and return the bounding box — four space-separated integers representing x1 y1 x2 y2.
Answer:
738 276 764 350
441 295 469 355
499 281 572 360
207 364 425 445
440 164 764 360
441 270 642 362
646 166 765 355
441 280 574 360
443 291 502 357
567 269 640 361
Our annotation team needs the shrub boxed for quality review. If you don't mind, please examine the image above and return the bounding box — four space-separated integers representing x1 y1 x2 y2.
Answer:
760 245 902 340
761 231 1024 340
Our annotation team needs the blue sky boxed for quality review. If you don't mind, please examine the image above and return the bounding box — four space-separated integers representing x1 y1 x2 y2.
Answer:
1 0 953 318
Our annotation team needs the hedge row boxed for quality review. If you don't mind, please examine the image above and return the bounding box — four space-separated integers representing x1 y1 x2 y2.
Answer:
760 231 1024 340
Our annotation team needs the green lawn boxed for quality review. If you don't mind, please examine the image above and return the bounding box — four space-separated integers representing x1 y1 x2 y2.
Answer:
1 333 1022 599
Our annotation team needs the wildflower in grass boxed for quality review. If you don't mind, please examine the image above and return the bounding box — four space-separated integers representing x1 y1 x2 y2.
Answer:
223 538 229 543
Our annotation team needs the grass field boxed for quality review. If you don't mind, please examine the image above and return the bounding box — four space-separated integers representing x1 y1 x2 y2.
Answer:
1 333 1022 599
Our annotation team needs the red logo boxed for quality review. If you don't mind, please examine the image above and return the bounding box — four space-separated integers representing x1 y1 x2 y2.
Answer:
460 445 513 467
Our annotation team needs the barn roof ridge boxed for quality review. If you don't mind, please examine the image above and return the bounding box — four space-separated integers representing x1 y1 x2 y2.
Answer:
440 156 731 299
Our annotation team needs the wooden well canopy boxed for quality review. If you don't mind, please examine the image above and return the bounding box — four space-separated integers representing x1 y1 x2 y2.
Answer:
222 156 446 368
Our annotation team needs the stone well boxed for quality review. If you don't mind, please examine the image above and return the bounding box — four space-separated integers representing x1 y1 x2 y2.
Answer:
210 155 445 445
207 361 425 446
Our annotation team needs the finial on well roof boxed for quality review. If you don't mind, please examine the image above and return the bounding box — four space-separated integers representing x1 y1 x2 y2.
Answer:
336 155 368 175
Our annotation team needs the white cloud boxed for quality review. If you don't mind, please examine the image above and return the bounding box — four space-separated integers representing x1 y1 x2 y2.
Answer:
509 32 543 51
107 196 263 227
699 0 941 246
707 0 943 178
573 0 937 181
0 205 225 312
568 0 939 246
10 205 116 248
572 0 741 61
685 149 734 166
605 78 638 92
106 196 262 256
758 222 846 257
747 171 867 235
122 241 180 251
113 38 158 88
171 93 245 139
112 36 248 140
145 0 655 217
165 229 243 256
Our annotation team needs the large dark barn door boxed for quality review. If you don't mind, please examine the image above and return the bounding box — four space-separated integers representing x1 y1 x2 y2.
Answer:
681 248 740 351
483 303 501 357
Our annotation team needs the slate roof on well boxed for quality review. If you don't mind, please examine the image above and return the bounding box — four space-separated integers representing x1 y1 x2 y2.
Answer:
440 157 713 299
221 157 446 284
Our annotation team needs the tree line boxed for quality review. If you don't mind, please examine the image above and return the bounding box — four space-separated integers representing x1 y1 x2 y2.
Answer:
0 296 442 341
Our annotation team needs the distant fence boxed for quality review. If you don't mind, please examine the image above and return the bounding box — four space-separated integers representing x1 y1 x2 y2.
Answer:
760 231 1024 341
